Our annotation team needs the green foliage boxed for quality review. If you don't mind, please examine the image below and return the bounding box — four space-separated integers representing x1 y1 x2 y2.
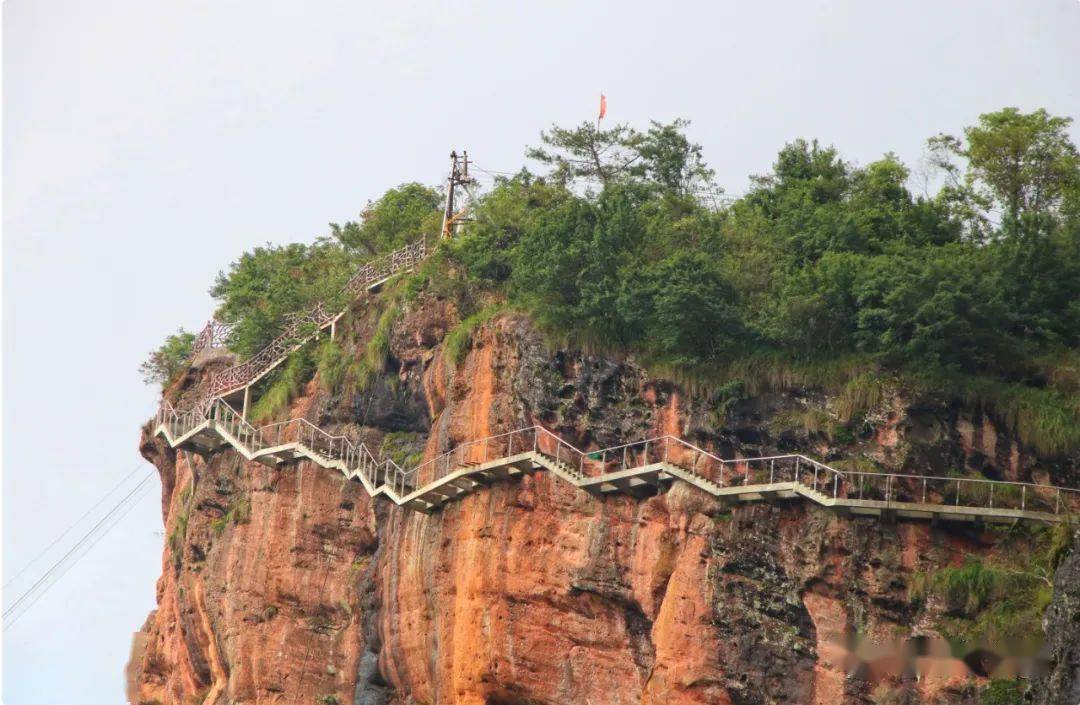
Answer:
211 498 251 536
173 108 1080 455
441 109 1080 453
141 329 196 387
442 303 505 366
168 507 189 556
916 525 1070 646
769 407 833 437
210 240 353 357
249 348 315 422
915 373 1080 457
330 183 441 256
316 339 350 393
361 303 401 383
929 107 1080 232
527 118 716 194
979 679 1025 705
379 431 425 468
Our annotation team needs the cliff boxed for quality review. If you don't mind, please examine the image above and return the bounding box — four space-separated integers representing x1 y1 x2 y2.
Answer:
129 291 1080 705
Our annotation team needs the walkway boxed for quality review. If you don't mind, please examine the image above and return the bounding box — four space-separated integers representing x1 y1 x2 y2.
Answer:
155 399 1078 524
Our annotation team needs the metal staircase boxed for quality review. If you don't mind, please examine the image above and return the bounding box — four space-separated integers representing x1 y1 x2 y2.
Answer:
154 400 1078 524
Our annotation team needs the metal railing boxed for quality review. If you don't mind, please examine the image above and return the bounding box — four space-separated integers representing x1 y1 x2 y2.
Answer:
153 401 1079 518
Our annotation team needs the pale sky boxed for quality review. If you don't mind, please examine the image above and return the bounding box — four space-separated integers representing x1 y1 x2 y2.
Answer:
4 1 1079 703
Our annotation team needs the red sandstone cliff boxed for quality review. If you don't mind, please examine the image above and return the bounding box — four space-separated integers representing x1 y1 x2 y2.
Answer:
129 294 1079 705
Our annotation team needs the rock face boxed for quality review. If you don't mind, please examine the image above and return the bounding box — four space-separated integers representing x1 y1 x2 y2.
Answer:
128 295 1080 705
1033 529 1080 705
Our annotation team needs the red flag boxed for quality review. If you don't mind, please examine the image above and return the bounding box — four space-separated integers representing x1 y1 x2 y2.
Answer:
598 93 607 120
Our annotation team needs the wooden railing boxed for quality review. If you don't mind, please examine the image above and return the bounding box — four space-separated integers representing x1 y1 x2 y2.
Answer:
178 239 429 411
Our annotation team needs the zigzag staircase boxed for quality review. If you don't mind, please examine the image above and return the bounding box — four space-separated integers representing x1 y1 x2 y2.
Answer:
155 398 1078 524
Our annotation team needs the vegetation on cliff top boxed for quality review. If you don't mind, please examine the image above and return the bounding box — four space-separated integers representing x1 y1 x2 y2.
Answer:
145 108 1080 454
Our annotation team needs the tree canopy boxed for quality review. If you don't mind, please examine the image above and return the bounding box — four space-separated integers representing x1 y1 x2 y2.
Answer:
148 108 1080 454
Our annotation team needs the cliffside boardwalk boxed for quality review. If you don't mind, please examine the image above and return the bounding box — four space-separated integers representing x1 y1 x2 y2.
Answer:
157 158 1078 526
156 396 1078 524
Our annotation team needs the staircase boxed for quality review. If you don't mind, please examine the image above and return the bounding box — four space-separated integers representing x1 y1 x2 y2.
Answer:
153 400 1078 524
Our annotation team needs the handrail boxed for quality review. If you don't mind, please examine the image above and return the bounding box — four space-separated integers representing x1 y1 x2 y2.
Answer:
190 319 234 358
153 401 1080 519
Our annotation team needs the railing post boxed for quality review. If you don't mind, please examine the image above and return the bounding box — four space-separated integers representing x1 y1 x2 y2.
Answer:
1021 485 1026 510
989 484 994 508
955 480 961 506
769 459 774 484
922 478 927 504
833 473 838 498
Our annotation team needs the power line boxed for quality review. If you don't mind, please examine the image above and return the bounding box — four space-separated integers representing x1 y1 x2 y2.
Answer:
3 470 157 631
4 461 150 589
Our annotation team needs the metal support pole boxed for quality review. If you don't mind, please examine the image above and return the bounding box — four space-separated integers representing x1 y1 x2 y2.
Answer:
242 386 250 422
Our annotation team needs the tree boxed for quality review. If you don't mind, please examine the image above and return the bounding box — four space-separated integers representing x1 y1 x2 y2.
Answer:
619 250 743 364
527 119 716 195
331 183 441 256
141 329 196 387
210 240 352 356
527 122 645 187
635 119 715 194
928 108 1080 233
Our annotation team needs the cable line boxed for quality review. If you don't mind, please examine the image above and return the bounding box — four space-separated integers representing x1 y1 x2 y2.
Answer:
3 470 156 631
4 461 150 589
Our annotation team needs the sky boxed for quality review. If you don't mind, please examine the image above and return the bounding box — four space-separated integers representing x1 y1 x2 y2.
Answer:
3 0 1080 702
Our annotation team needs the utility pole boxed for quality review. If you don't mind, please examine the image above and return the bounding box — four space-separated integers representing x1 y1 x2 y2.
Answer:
440 150 476 240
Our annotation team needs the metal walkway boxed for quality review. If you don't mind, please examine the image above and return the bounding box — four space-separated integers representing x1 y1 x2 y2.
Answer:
154 399 1078 524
